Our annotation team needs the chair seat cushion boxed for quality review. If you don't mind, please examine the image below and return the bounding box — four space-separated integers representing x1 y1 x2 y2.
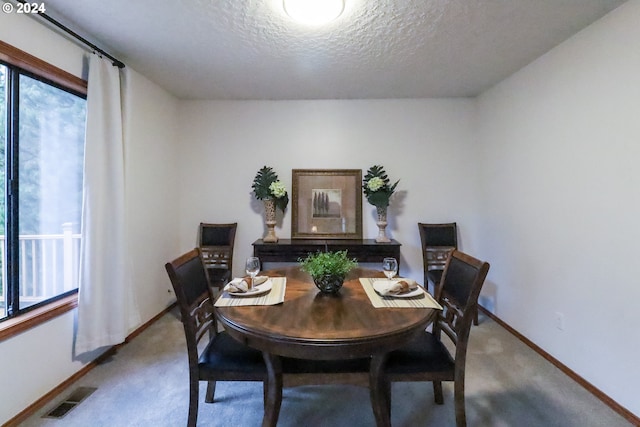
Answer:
199 331 266 375
384 332 455 375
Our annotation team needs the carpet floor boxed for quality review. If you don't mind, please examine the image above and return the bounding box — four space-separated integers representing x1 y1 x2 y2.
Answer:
20 308 631 426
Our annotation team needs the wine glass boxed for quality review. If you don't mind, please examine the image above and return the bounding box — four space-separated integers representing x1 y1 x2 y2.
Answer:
245 257 261 289
382 257 398 280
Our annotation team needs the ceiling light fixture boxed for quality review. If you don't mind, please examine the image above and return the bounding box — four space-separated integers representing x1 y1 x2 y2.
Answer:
283 0 345 26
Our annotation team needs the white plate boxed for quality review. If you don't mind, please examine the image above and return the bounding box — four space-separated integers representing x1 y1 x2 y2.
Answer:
373 280 424 298
227 280 273 297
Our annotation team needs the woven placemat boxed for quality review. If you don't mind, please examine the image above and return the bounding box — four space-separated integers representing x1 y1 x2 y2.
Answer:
359 278 442 309
214 277 286 307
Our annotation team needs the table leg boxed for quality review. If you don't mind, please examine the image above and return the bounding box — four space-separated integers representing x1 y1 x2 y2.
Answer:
262 352 283 427
370 353 391 427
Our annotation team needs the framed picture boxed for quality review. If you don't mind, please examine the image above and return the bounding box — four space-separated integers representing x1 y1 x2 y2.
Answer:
292 169 362 239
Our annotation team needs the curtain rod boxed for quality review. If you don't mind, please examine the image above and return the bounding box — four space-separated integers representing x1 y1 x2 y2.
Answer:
15 0 125 68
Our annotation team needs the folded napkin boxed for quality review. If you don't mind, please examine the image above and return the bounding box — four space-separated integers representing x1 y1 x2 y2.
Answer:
224 276 268 293
376 279 418 296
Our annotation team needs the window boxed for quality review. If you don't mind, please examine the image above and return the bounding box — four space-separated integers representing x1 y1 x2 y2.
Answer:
1 45 87 321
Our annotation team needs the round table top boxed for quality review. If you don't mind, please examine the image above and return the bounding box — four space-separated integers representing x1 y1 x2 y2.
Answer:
215 266 436 360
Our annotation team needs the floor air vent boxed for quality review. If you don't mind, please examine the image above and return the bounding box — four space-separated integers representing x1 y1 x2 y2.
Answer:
43 386 97 419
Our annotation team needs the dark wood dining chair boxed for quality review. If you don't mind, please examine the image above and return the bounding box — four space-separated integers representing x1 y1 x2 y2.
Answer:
198 222 237 290
377 250 490 427
165 248 268 427
418 222 479 325
418 222 458 289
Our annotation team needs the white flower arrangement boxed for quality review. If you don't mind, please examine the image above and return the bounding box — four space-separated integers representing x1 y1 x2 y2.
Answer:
366 177 384 192
269 181 287 198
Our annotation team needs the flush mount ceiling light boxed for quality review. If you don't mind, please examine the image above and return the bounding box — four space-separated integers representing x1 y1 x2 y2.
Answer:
283 0 345 26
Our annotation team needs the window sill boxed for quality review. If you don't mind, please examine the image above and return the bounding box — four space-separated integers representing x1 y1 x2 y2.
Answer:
0 294 79 342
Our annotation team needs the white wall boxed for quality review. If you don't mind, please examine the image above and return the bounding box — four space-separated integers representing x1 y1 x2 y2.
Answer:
0 13 180 424
122 67 180 322
176 99 479 282
476 0 640 416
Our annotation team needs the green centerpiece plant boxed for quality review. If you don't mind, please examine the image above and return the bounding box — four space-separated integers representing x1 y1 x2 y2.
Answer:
298 250 358 294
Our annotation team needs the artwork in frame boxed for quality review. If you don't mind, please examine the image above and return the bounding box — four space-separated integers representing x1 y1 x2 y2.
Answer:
292 169 363 239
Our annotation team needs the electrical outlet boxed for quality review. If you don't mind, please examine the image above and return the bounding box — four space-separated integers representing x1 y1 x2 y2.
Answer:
554 312 565 331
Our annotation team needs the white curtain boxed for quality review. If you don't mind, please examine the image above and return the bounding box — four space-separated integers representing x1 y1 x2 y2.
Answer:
75 54 135 355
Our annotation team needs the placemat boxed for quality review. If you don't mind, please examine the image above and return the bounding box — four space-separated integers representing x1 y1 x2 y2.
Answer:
359 278 442 309
214 277 286 307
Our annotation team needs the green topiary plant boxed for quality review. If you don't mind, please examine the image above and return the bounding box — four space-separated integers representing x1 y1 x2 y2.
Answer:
299 250 358 294
298 250 358 279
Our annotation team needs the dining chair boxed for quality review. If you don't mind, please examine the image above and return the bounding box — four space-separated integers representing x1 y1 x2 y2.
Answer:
418 222 479 325
198 222 237 290
377 250 490 427
418 222 457 289
165 248 268 427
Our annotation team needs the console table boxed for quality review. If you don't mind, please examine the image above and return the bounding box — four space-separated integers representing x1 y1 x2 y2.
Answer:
252 239 401 269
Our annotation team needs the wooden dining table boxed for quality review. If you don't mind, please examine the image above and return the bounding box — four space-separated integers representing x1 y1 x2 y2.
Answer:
215 266 437 427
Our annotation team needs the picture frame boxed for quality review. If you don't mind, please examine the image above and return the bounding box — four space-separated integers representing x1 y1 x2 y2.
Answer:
292 169 362 239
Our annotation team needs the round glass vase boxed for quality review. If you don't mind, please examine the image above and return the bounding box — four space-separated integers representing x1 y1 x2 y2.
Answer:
313 274 345 294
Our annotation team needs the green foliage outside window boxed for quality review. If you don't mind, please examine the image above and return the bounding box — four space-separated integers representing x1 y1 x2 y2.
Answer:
0 60 86 316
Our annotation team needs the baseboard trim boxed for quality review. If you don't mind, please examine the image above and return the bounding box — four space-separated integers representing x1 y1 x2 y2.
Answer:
4 303 177 427
479 306 640 426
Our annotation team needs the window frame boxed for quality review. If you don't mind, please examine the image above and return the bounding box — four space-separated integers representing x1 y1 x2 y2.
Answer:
0 41 87 340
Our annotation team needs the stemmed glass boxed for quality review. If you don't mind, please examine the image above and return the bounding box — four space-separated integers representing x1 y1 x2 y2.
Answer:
382 257 398 280
245 257 261 289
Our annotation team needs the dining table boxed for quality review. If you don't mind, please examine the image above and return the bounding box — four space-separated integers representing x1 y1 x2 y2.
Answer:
214 266 439 427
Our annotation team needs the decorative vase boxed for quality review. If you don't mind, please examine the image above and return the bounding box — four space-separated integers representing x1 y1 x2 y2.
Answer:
263 199 278 243
313 274 345 294
375 206 391 243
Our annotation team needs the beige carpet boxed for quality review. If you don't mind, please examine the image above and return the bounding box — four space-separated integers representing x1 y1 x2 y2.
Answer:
20 308 631 426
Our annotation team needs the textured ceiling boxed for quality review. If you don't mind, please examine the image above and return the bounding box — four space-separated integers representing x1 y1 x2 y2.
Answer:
40 0 627 100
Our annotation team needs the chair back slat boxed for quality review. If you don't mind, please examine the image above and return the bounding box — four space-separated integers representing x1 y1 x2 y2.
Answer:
201 246 232 270
192 293 215 346
438 296 465 344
